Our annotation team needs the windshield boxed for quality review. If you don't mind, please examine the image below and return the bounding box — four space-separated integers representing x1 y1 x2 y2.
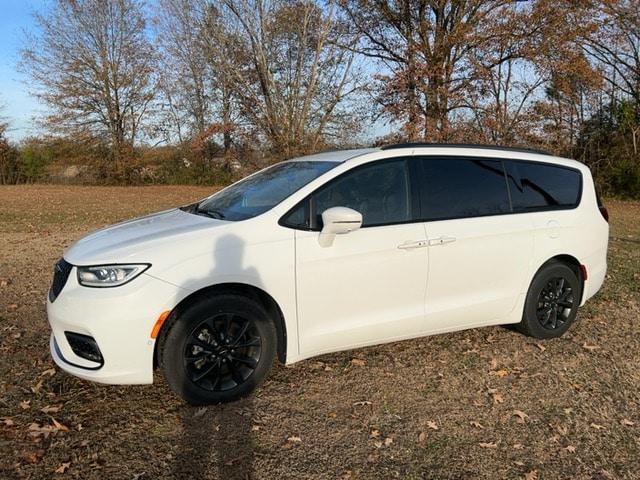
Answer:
193 161 338 221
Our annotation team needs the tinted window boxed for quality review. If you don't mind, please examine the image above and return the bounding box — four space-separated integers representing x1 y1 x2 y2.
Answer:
196 161 337 221
312 160 411 228
418 158 510 220
506 161 581 211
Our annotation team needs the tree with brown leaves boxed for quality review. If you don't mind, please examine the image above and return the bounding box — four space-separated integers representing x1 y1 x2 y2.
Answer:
20 0 157 166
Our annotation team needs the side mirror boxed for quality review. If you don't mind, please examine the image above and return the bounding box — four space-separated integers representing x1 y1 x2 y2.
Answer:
319 206 362 247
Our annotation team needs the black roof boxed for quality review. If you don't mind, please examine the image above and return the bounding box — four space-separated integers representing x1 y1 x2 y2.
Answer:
380 142 551 156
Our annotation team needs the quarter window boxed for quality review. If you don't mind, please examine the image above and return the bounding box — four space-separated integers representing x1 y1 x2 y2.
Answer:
417 158 510 221
506 161 581 210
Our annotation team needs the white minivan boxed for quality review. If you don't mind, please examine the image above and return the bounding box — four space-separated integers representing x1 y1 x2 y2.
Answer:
47 144 609 404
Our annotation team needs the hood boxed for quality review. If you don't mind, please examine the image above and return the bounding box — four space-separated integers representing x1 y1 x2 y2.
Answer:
64 208 227 265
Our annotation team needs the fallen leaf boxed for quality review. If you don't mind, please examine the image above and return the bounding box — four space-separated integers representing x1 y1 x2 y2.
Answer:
418 432 426 444
287 436 302 443
55 462 70 474
28 423 57 438
564 445 576 453
535 343 546 352
582 342 600 352
369 429 380 438
524 470 537 480
513 443 524 450
193 407 207 418
470 421 484 429
2 418 15 427
490 358 498 370
384 437 393 446
41 405 63 414
621 419 634 426
514 460 525 466
8 304 18 310
493 392 504 404
30 380 43 395
495 369 509 378
21 450 43 464
20 400 31 410
426 420 439 430
51 418 69 432
513 410 529 423
353 401 372 406
350 358 366 367
590 423 605 430
479 442 498 448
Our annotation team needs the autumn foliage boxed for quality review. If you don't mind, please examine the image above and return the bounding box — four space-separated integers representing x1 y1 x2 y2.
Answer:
1 0 637 195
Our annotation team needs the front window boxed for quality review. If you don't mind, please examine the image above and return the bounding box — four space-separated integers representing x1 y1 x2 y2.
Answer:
281 158 411 230
192 161 338 221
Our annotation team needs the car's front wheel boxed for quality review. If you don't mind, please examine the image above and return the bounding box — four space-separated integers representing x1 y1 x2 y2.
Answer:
517 261 582 339
162 294 276 405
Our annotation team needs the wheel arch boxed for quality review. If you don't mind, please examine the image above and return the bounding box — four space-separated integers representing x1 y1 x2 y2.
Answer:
534 254 585 301
154 282 288 369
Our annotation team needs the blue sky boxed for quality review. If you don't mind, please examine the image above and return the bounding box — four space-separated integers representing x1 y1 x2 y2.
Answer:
0 0 49 141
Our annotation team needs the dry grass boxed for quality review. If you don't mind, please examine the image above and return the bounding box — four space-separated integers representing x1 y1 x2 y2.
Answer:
1 185 639 479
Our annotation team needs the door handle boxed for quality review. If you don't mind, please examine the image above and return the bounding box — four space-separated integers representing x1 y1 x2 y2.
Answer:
428 236 456 246
397 240 428 250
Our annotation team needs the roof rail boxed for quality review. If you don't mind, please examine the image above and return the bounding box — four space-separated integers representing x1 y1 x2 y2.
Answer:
379 142 551 156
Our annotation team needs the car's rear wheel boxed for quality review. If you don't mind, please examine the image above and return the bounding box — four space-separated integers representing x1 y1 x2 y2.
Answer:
162 294 276 405
517 261 582 339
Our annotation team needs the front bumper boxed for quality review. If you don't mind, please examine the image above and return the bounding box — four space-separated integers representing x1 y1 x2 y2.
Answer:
46 267 187 385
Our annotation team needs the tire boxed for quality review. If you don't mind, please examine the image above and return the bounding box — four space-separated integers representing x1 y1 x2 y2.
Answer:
162 294 276 405
517 261 582 339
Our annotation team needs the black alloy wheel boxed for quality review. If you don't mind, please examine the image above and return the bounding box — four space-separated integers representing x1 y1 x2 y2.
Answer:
536 277 575 330
517 261 581 339
162 294 276 405
184 313 262 391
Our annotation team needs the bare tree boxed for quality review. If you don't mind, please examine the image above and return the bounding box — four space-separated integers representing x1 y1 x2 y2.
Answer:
20 0 157 165
215 0 364 157
584 0 640 153
157 0 214 142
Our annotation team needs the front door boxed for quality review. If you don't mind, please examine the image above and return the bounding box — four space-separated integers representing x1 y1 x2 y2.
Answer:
292 158 429 356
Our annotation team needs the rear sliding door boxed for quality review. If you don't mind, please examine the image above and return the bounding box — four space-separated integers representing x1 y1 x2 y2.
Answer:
415 157 534 332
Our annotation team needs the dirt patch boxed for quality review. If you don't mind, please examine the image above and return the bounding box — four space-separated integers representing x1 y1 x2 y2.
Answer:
1 186 639 479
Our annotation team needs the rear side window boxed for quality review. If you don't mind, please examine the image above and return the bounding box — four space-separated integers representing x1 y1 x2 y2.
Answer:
506 161 581 211
417 157 510 221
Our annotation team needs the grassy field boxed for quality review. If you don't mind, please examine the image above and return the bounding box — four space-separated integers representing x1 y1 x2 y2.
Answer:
1 185 639 480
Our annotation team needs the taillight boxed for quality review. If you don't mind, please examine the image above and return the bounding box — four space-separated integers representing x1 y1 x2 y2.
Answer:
599 205 609 222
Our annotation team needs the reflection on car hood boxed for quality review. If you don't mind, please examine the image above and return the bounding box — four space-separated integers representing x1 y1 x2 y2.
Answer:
64 208 226 265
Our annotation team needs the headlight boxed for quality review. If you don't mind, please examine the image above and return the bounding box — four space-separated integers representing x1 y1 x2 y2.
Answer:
77 264 150 288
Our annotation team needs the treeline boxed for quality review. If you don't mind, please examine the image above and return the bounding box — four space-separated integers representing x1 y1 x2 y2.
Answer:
0 0 638 196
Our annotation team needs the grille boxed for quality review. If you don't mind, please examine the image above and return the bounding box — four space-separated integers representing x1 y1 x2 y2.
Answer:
49 258 73 303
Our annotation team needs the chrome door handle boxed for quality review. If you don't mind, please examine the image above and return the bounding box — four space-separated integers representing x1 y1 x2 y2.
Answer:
428 236 456 246
397 240 428 250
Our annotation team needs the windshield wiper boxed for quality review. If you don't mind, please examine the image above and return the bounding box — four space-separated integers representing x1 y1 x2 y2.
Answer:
195 206 225 220
179 202 226 220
